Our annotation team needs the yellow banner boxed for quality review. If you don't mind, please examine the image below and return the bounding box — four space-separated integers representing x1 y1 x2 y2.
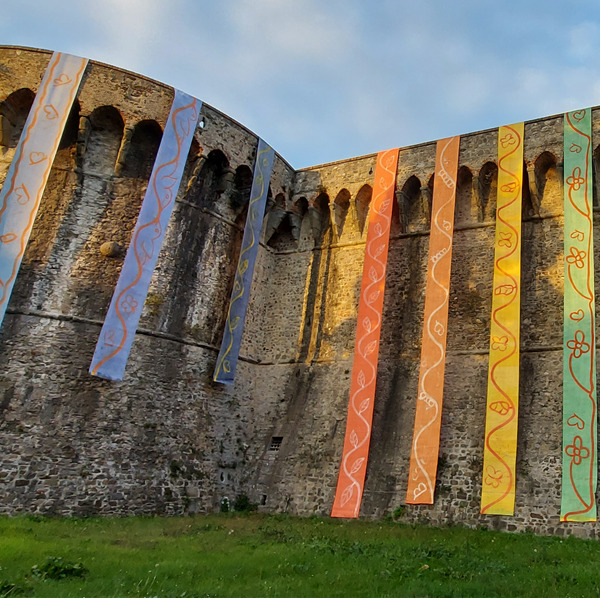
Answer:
480 123 524 515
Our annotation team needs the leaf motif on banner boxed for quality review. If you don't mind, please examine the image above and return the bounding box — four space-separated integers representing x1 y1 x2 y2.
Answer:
372 244 385 259
239 259 249 275
367 290 380 304
379 199 390 214
358 397 370 414
350 429 359 449
362 317 372 333
350 457 365 474
368 266 379 282
229 316 240 330
567 413 585 430
373 223 383 237
223 360 231 373
364 340 378 356
340 484 354 507
357 370 366 388
0 233 17 244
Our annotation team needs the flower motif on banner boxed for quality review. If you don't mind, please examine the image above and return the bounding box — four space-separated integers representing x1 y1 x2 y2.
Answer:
565 247 586 269
120 294 138 315
565 435 590 465
566 167 586 192
567 330 590 359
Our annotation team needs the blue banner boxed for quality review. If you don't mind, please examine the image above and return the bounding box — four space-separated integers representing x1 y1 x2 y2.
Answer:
90 90 201 380
213 139 275 384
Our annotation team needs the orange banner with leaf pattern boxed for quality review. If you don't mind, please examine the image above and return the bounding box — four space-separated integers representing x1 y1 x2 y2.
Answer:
331 147 399 519
406 136 459 505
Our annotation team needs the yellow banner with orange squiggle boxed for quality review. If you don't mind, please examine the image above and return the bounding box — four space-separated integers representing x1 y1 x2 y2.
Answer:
480 123 524 515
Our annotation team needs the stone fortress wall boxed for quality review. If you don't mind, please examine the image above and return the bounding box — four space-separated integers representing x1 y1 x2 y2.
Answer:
0 46 599 537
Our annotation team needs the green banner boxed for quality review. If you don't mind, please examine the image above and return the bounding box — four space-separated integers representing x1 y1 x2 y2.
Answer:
561 108 596 521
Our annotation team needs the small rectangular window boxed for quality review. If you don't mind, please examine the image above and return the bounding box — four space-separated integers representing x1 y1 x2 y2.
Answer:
268 436 283 452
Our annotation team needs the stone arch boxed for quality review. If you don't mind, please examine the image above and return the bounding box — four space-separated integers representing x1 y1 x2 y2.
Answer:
454 166 474 226
332 188 351 239
400 175 422 232
532 151 561 215
355 184 373 235
82 105 124 175
230 164 254 218
266 192 289 248
121 119 163 179
478 162 498 221
310 192 331 244
522 161 534 218
0 87 35 148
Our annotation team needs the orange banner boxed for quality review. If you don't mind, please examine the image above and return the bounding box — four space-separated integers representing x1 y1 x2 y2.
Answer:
331 148 399 519
480 123 524 515
406 136 459 505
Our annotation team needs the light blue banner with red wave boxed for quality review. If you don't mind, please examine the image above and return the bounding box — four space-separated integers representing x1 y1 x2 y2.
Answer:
0 52 87 328
90 90 201 380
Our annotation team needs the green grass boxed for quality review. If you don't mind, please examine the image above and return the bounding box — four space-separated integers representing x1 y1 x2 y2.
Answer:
0 512 598 597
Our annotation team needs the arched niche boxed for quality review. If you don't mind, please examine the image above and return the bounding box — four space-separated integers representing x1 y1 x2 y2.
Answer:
355 184 373 235
187 149 230 209
230 164 253 217
83 105 124 175
533 151 561 215
332 188 351 239
478 162 498 221
311 192 331 244
522 161 534 218
400 175 422 232
454 166 474 226
0 88 35 148
121 119 163 179
265 192 287 246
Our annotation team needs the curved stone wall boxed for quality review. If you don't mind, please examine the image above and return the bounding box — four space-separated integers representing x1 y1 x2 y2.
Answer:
2 46 600 538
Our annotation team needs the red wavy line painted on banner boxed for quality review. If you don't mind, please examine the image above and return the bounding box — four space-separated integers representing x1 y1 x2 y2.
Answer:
331 147 399 519
90 100 198 375
481 125 521 514
564 111 595 520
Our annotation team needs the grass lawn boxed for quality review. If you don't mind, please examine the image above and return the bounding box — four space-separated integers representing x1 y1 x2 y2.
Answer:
0 512 598 597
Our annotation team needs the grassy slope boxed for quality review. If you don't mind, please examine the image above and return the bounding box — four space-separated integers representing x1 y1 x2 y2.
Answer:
0 512 598 597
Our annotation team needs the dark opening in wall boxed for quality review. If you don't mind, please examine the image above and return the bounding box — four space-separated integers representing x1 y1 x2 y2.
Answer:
355 184 372 235
333 188 351 238
268 436 283 452
0 88 35 148
122 119 163 179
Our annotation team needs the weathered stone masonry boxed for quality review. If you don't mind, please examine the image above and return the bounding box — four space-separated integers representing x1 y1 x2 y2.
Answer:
1 46 600 537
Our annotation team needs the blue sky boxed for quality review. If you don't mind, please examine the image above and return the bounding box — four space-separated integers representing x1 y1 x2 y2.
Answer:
2 0 600 168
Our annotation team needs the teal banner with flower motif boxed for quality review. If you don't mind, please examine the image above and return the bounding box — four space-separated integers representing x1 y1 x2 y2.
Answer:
561 109 597 521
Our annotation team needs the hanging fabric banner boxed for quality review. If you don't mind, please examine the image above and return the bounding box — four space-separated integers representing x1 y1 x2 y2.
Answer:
406 136 459 505
0 52 87 327
213 138 275 384
480 123 524 515
331 147 399 519
90 90 201 380
561 108 596 522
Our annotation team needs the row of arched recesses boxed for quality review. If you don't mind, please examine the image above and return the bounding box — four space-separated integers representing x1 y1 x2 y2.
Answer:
0 86 296 349
264 151 569 252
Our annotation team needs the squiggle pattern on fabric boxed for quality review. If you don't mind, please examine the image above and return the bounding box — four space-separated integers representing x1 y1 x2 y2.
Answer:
561 109 596 522
90 90 200 380
331 147 399 519
406 136 459 505
480 123 524 515
0 52 87 328
213 139 275 384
